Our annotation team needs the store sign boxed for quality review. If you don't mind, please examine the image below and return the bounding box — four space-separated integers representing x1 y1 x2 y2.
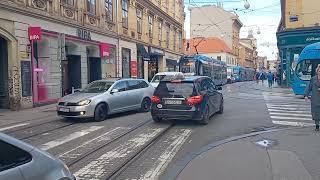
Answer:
77 28 91 40
149 47 164 55
100 43 110 57
28 27 42 41
131 61 137 77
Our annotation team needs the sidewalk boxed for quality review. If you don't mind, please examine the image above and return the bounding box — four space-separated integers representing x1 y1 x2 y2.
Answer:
0 104 57 127
176 127 320 180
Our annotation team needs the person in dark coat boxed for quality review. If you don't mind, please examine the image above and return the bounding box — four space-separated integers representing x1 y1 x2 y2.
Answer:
304 65 320 131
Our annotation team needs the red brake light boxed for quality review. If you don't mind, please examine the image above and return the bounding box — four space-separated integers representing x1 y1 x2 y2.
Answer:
151 96 161 104
186 95 203 105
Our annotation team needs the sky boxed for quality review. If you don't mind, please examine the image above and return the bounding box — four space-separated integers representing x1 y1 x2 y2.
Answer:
184 0 281 60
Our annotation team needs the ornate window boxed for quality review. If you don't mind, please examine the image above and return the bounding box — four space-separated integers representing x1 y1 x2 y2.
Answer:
166 24 170 48
122 0 128 28
137 8 142 34
105 0 113 21
87 0 96 14
148 14 154 39
61 0 74 6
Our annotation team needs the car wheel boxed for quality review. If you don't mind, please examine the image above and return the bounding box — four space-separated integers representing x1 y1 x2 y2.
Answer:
199 105 209 125
94 103 108 122
218 99 224 114
152 115 162 123
140 98 151 112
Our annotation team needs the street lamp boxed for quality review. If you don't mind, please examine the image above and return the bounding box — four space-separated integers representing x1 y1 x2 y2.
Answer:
244 0 250 9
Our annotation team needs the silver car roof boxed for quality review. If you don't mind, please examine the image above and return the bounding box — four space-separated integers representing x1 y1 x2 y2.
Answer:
0 132 35 152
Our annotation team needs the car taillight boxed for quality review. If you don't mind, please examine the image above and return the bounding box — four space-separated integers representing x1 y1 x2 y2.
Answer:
151 96 161 104
186 95 203 106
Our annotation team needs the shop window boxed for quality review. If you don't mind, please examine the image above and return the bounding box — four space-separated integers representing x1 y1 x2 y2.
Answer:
105 0 113 21
61 0 74 6
122 0 128 28
87 0 96 14
137 8 142 34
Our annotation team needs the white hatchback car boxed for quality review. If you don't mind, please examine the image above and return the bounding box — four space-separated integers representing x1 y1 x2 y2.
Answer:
0 133 74 180
150 72 184 88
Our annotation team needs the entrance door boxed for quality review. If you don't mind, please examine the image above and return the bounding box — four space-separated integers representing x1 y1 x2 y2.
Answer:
66 55 81 94
122 48 131 78
148 57 158 81
0 36 8 108
88 57 102 83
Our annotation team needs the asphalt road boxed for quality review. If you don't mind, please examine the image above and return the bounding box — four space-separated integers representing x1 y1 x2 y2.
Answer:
1 81 306 180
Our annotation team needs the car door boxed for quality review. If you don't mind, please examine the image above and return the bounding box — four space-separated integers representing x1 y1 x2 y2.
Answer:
208 79 221 114
108 81 130 113
127 80 143 109
200 79 214 114
0 140 32 180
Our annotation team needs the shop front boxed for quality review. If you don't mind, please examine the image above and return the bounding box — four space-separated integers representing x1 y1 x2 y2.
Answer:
136 44 150 79
28 27 114 106
147 47 164 81
277 28 320 86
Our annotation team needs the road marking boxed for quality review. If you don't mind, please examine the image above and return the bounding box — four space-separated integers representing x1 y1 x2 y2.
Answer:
268 109 310 113
140 129 192 180
272 120 314 127
269 112 312 117
74 128 164 180
267 107 310 111
270 116 313 121
0 123 30 132
58 127 128 161
267 104 309 107
39 126 103 151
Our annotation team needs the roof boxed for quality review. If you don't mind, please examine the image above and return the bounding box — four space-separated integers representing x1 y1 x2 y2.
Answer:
185 37 232 55
155 72 183 76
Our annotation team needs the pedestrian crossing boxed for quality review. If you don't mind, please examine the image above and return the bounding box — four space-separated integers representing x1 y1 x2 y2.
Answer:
263 91 314 127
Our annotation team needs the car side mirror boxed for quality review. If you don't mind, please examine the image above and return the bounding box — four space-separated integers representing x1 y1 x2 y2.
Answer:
217 86 222 90
111 89 119 94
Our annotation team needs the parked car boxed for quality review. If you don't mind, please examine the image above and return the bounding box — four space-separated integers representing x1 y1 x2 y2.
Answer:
57 79 154 121
0 132 74 180
150 72 184 87
151 76 224 125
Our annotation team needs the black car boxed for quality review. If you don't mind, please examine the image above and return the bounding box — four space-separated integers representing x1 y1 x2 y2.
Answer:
151 76 224 125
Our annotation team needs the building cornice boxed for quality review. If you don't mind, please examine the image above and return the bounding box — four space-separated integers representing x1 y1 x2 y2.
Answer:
136 0 183 29
0 1 118 40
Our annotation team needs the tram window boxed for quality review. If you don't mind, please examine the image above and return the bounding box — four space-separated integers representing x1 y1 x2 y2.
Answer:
296 60 312 80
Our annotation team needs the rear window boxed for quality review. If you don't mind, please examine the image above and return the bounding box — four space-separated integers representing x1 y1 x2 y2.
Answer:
155 82 197 98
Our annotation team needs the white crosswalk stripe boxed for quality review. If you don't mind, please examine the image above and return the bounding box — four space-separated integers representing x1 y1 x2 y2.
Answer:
263 92 314 127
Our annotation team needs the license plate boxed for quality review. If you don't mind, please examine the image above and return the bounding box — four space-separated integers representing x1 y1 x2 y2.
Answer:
59 107 70 112
165 100 182 105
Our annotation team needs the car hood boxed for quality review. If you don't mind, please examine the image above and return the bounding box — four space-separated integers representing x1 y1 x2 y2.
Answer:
60 92 101 103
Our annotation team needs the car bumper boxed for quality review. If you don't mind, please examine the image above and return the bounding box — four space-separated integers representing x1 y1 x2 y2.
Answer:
151 108 203 121
56 105 95 118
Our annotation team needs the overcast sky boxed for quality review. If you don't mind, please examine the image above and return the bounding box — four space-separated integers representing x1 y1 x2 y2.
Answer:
184 0 281 60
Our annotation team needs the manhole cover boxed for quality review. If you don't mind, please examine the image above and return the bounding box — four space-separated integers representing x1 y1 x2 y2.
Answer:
255 139 277 148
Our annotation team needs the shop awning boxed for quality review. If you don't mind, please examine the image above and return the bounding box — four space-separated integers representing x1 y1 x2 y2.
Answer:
137 44 150 61
166 59 178 66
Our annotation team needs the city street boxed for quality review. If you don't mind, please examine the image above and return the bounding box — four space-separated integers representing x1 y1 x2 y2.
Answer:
0 81 314 180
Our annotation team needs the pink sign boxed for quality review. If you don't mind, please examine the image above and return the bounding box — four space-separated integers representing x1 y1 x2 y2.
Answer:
100 43 110 57
131 61 137 77
28 27 42 41
34 68 44 72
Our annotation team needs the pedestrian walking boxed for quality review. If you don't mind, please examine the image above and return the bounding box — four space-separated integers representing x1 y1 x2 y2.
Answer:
267 71 274 88
255 72 260 84
260 72 265 84
304 65 320 131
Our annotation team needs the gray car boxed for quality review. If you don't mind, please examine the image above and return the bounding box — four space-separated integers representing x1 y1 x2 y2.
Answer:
57 78 154 121
0 133 74 180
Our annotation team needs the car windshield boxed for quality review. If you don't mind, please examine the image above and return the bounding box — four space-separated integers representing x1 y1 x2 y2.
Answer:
81 81 113 93
155 82 196 98
151 75 166 83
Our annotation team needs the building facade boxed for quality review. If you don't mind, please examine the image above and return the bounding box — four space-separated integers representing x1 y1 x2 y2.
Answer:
277 0 320 86
185 37 237 66
0 0 184 110
189 5 243 61
238 38 257 69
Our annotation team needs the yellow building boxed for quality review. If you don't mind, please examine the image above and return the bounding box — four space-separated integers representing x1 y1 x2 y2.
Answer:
277 0 320 86
0 0 184 109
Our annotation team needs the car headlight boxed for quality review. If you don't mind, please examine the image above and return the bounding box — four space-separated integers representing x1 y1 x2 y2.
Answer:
77 99 91 106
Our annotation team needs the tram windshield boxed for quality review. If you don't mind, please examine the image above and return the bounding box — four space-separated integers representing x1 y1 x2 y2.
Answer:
180 60 196 74
295 60 320 81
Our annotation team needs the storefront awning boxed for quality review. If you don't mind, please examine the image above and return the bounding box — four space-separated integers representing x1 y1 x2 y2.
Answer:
137 44 150 60
166 59 178 66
